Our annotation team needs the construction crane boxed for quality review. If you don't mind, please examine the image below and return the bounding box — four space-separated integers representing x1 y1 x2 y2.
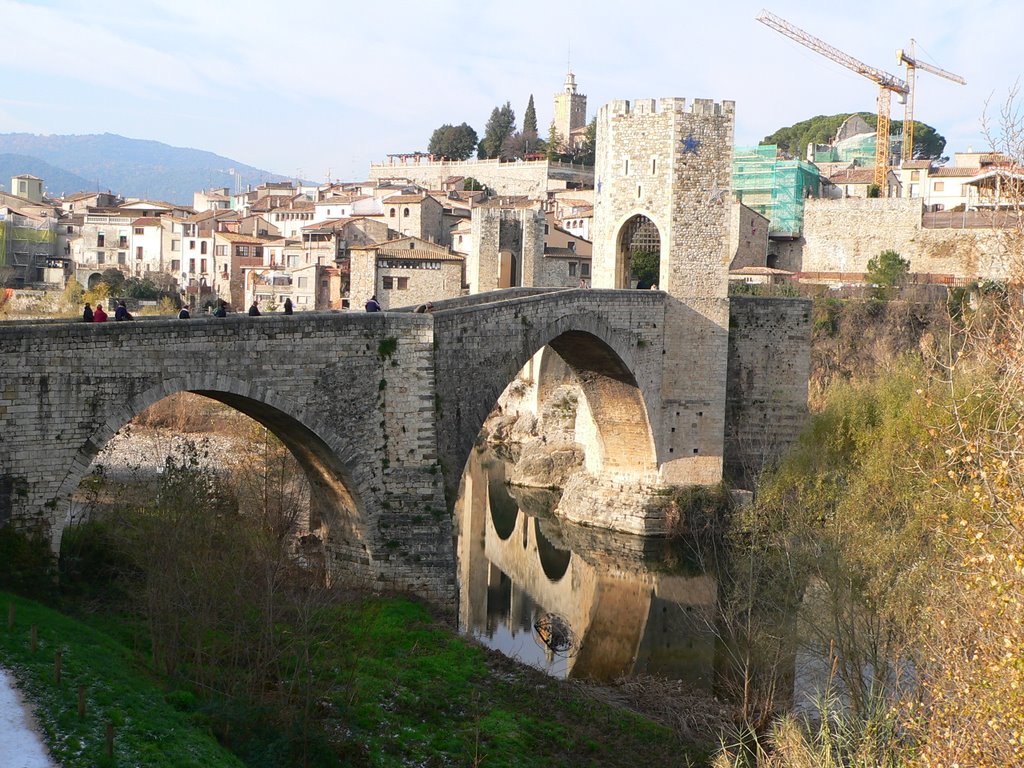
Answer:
897 41 966 163
756 9 908 194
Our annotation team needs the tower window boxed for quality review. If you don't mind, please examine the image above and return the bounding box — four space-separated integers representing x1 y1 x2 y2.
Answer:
651 158 657 174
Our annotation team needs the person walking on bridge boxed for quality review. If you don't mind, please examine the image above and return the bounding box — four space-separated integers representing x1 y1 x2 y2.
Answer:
114 300 133 321
365 295 381 312
82 303 93 322
92 303 108 322
248 299 261 317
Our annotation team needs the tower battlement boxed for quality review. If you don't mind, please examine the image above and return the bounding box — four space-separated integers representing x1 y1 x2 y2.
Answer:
599 98 735 119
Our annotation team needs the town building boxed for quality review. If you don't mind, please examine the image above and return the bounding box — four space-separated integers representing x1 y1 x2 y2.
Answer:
349 236 463 310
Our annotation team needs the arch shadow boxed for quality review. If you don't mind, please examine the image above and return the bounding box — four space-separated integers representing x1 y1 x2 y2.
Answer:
54 373 370 557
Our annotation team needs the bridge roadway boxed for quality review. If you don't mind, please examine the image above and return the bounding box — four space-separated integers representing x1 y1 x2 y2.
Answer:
0 288 675 601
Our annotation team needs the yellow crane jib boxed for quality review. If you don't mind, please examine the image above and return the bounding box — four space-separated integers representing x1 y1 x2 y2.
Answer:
897 42 966 163
756 9 908 194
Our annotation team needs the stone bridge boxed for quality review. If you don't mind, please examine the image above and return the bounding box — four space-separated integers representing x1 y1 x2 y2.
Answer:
0 288 809 602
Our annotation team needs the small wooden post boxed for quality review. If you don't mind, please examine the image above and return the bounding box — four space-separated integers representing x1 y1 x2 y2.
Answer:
6 602 13 630
30 625 37 652
105 721 114 758
77 685 86 719
53 651 61 685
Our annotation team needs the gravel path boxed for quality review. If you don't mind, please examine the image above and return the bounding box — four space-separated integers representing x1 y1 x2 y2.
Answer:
0 667 56 768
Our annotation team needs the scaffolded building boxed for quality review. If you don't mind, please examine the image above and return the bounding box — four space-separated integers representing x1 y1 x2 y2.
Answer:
0 210 59 286
731 145 821 238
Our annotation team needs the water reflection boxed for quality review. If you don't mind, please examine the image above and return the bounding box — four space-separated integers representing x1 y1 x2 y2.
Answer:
456 446 716 686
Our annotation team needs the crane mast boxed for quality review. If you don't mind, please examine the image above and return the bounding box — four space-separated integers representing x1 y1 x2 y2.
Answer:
897 41 966 163
756 9 908 193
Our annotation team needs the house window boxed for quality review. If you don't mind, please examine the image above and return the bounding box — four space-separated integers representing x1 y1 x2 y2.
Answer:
404 207 410 216
117 252 126 265
567 241 575 251
134 227 144 235
297 295 309 304
216 245 227 256
911 170 920 181
651 158 657 174
581 262 591 277
171 239 180 251
170 260 180 271
119 235 128 247
97 233 105 247
389 208 396 218
189 240 196 250
409 242 415 249
201 241 207 254
382 276 393 289
201 258 208 273
934 181 945 192
287 255 299 267
136 247 143 260
189 259 196 273
298 277 308 288
569 262 577 276
97 252 105 264
66 225 74 234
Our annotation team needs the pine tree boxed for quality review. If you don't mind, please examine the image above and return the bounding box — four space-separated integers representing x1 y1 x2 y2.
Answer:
478 102 517 159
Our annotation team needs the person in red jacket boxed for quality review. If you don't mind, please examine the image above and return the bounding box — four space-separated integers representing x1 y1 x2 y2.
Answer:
93 303 108 322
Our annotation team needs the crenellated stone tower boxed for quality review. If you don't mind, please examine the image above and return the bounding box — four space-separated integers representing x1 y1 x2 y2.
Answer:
592 97 736 486
553 71 587 150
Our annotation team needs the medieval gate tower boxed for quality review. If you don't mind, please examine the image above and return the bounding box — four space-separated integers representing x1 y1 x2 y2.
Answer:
592 97 736 485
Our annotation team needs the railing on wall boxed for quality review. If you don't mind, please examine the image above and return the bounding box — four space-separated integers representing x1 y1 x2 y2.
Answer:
922 210 1024 229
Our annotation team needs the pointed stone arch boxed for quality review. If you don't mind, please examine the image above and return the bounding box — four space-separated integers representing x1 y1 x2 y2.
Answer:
615 213 662 289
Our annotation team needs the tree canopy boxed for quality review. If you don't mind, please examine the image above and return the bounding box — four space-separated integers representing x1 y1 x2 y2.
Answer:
427 123 478 161
478 102 516 159
762 112 947 162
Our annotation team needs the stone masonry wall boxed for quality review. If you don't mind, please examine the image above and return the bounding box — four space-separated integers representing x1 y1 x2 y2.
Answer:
369 159 594 197
0 313 452 600
591 97 736 486
779 197 1019 279
725 297 812 489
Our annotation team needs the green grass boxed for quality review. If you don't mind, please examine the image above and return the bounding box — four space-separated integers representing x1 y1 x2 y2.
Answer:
1 589 706 767
320 597 704 768
0 591 243 768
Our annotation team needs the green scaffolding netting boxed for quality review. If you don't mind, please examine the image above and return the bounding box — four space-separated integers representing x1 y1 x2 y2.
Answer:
731 145 820 237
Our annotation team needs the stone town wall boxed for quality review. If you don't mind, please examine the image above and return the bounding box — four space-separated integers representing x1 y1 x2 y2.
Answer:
0 314 452 600
592 97 736 486
725 297 812 489
369 158 594 197
777 197 1020 279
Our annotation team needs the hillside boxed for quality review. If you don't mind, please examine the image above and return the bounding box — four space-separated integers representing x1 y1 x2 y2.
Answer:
0 153 94 198
0 133 297 205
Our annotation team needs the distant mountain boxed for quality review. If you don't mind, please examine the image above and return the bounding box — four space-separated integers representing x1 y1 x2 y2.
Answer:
0 154 95 198
0 133 298 205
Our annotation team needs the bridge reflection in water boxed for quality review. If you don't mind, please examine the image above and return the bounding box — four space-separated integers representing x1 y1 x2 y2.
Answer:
456 446 717 685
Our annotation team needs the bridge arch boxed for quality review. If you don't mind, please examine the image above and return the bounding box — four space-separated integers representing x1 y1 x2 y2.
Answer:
615 212 662 289
53 373 371 562
438 305 659 506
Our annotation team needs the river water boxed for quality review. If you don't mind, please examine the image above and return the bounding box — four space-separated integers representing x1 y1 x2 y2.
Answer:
454 445 717 686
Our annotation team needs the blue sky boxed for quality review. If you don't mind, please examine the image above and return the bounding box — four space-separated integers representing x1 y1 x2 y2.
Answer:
0 0 1014 181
